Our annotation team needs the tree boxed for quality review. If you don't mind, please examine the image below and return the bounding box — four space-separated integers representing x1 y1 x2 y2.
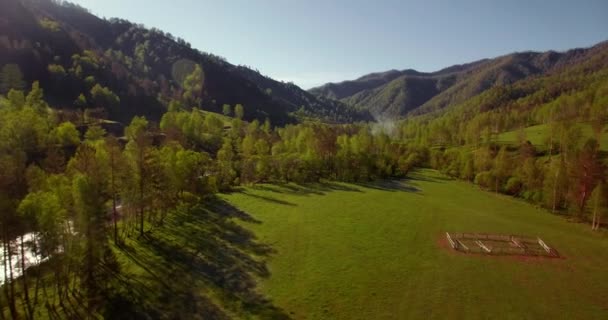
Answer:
48 64 67 78
590 182 607 230
85 125 107 143
102 136 126 243
124 117 152 236
25 81 49 112
544 156 568 213
74 93 88 124
493 146 510 193
7 89 25 109
0 64 25 94
90 84 120 110
51 122 81 146
182 64 204 108
222 104 232 117
74 93 87 108
217 138 237 190
235 104 245 120
569 139 604 216
71 173 108 313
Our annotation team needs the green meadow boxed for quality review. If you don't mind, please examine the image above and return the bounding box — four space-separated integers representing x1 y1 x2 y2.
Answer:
219 169 608 319
29 169 607 319
496 123 608 151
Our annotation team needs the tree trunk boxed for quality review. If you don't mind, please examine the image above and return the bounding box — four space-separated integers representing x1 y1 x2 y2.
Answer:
6 236 18 320
552 169 559 214
20 235 33 319
3 235 17 320
139 148 145 237
110 150 118 244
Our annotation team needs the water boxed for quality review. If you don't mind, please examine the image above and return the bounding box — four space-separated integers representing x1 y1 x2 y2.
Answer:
0 232 47 285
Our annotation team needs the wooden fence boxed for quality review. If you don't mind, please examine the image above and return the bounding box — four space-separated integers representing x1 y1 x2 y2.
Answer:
445 232 559 257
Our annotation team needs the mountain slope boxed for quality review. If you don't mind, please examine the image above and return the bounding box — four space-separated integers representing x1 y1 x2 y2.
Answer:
310 43 608 118
0 0 367 124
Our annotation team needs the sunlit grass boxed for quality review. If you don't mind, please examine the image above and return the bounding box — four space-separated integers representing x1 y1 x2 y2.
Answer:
222 169 608 319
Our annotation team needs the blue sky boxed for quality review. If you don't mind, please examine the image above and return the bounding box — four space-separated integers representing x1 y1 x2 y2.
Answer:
71 0 608 89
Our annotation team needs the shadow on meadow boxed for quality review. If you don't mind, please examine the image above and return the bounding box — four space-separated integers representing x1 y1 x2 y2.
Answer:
248 178 425 199
250 181 363 197
104 197 291 320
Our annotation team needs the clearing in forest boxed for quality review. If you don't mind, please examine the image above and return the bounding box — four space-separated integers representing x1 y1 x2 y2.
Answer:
221 169 608 320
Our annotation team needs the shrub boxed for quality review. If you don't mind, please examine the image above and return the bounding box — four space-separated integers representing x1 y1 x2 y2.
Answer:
474 171 495 190
505 177 523 195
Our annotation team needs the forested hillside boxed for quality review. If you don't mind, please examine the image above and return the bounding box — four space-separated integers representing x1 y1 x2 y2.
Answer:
311 43 608 118
395 40 608 224
0 0 367 125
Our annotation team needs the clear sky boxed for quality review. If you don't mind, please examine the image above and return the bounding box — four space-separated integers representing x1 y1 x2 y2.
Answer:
71 0 608 89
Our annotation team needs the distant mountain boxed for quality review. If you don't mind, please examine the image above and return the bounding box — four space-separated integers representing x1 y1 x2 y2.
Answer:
310 43 608 118
0 0 368 125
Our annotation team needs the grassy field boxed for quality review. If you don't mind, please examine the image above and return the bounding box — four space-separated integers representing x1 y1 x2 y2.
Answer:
220 170 608 319
496 123 608 151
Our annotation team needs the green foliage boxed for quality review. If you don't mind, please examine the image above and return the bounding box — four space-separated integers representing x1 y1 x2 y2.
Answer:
0 64 26 93
222 104 232 116
84 125 107 142
235 103 244 120
38 17 61 31
182 64 204 108
90 84 120 108
48 64 67 78
51 122 81 146
474 170 495 189
26 81 48 112
125 116 148 140
74 93 87 108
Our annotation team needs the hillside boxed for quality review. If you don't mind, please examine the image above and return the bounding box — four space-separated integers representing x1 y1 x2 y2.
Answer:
0 0 367 125
310 43 608 118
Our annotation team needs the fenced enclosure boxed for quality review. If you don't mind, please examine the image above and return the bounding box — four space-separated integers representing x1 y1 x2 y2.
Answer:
446 232 559 257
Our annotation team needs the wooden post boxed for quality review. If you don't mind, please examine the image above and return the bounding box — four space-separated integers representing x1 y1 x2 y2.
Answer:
538 237 552 254
446 232 457 249
475 240 492 253
456 240 469 252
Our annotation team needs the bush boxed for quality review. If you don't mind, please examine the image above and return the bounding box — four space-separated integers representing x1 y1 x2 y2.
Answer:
474 171 495 190
505 177 523 195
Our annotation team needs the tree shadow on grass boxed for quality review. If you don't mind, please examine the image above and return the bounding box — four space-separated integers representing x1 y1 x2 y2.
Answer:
105 197 291 319
250 181 362 197
356 180 421 193
406 170 452 184
240 191 298 206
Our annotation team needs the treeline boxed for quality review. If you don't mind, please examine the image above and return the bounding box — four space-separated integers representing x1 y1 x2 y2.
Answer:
0 81 421 317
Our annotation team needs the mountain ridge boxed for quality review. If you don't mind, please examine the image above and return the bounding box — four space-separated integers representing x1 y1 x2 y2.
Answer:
0 0 368 124
310 41 608 118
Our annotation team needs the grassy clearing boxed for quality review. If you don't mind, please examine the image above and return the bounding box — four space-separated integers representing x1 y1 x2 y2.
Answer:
221 169 608 319
497 123 608 151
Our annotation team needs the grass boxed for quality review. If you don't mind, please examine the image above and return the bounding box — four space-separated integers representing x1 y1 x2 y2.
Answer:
496 123 608 151
220 170 608 319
